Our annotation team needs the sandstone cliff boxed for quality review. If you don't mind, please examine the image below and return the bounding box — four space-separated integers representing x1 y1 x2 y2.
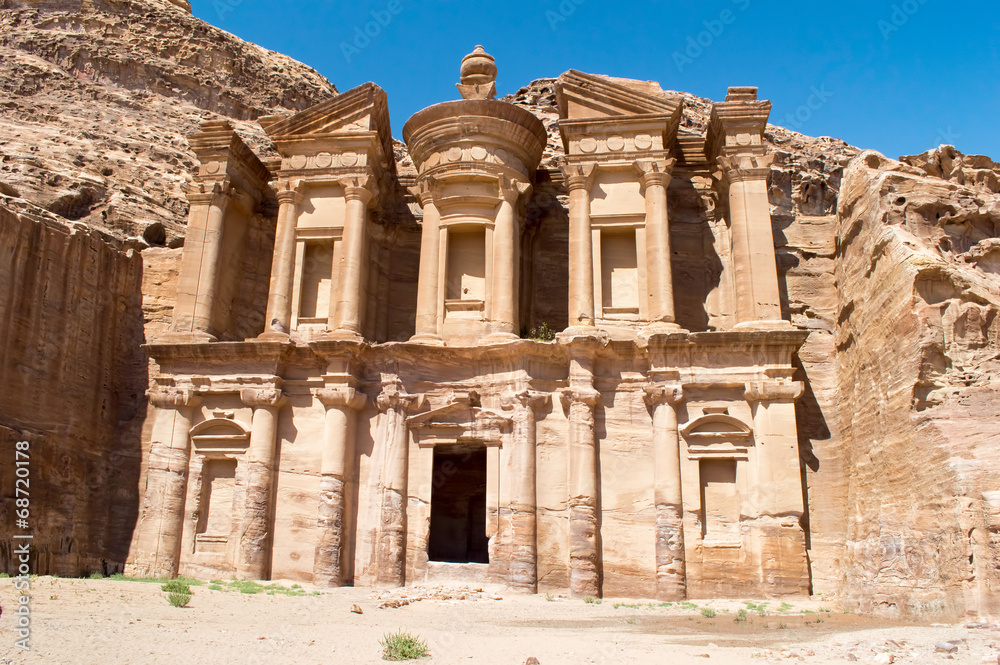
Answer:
0 0 337 575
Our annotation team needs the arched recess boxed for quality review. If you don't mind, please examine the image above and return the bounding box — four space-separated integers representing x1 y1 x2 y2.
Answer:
187 417 251 559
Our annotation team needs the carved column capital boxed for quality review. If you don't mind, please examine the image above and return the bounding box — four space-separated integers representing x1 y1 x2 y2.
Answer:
744 380 803 403
501 390 551 413
376 379 424 414
559 386 601 409
183 177 234 208
315 386 367 411
147 387 200 409
643 382 685 407
339 175 375 205
716 154 774 183
558 160 597 192
272 179 304 205
634 158 676 190
499 175 532 204
408 176 440 207
240 387 286 409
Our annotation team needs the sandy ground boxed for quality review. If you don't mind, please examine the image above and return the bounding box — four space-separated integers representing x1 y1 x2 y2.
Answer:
1 577 998 664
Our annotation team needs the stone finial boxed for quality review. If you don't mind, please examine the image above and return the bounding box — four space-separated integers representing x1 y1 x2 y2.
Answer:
457 45 497 100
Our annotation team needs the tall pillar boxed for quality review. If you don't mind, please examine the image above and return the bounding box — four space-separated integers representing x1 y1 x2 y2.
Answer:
707 86 787 329
561 162 597 328
501 389 551 592
410 180 444 344
372 378 423 585
171 185 231 339
332 176 375 338
128 387 199 578
237 386 286 580
643 382 686 600
313 384 367 587
559 334 605 597
485 178 532 342
636 159 680 328
261 181 302 338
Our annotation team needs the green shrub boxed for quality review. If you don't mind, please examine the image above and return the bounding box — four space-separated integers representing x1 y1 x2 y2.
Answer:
89 572 104 580
700 608 716 618
583 596 601 604
167 592 191 608
379 632 429 661
545 593 555 602
526 322 556 341
735 609 748 622
161 579 192 595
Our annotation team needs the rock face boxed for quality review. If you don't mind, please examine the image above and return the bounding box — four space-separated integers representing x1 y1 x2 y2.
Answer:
0 0 336 575
0 3 998 619
0 0 337 244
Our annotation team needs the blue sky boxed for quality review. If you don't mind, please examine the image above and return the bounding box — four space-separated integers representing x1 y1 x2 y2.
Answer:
192 0 1000 159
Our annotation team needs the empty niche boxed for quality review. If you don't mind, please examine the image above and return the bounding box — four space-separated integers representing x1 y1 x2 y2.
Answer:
198 458 237 540
446 228 486 302
601 228 639 313
299 241 333 320
699 459 740 543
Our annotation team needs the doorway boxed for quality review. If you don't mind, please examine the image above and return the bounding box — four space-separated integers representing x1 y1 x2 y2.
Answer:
428 444 489 564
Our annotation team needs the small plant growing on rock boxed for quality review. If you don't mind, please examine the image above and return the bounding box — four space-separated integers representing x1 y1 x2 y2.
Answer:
379 631 429 661
526 322 555 341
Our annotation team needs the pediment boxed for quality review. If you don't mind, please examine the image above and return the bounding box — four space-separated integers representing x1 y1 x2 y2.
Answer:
680 414 753 460
407 401 511 446
555 70 682 120
261 82 392 156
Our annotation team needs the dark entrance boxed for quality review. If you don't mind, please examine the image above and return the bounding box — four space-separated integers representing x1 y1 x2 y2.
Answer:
428 444 489 564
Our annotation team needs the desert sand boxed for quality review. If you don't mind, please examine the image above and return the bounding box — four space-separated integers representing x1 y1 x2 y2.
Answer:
1 577 998 664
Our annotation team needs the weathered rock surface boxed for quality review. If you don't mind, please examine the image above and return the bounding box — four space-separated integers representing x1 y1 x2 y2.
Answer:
0 0 337 243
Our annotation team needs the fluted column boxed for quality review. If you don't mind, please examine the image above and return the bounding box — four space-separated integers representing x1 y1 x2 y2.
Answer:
411 180 444 344
332 177 375 338
560 350 603 597
501 389 551 592
485 178 531 342
261 181 302 338
561 162 597 328
372 379 423 586
636 159 680 328
237 386 286 580
128 387 199 578
644 382 686 600
313 384 367 586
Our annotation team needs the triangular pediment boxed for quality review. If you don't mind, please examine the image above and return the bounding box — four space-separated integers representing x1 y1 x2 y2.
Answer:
555 70 682 120
261 82 392 156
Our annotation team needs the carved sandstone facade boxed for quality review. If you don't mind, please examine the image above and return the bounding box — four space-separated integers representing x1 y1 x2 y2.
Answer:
127 49 812 599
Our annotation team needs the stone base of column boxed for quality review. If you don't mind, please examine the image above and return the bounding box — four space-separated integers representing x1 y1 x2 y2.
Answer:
324 328 365 342
480 332 520 345
408 333 445 346
158 330 218 343
256 331 290 342
733 319 795 331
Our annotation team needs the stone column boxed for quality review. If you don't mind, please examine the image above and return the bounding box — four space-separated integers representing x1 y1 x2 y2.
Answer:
562 163 597 328
559 335 605 597
237 386 286 580
718 157 782 326
636 159 679 328
332 176 375 338
261 181 302 338
411 181 445 344
643 382 686 600
501 389 551 592
485 178 531 342
128 387 199 578
172 184 231 338
373 379 423 586
313 384 367 587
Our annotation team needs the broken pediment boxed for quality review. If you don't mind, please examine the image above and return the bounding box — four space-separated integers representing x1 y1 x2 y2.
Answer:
260 82 393 159
407 394 511 447
555 70 682 121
